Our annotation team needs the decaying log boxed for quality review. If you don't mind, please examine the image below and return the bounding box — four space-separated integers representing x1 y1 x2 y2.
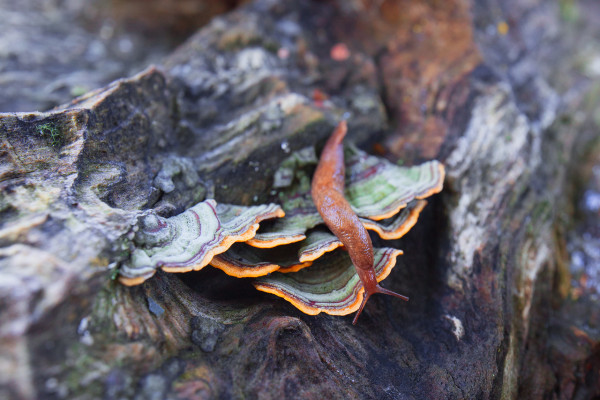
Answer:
1 0 599 399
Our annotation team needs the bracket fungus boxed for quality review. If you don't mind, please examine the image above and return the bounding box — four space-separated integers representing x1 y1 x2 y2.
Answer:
118 200 284 286
118 122 444 324
254 247 404 316
209 242 313 277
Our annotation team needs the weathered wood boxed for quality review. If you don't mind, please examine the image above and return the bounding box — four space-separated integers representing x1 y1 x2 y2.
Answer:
1 0 599 399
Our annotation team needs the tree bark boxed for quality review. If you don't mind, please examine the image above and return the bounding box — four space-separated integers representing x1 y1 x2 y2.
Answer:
1 0 599 399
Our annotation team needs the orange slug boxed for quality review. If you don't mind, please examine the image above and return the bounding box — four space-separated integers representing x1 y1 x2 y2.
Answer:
311 120 409 324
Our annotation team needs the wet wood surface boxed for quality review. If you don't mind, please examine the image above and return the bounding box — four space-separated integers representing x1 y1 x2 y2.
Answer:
1 0 599 398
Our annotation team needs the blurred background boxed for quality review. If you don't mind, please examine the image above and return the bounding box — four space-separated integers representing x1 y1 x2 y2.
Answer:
0 0 248 112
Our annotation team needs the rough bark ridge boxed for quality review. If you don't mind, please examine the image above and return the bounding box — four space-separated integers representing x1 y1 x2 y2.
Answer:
1 0 599 399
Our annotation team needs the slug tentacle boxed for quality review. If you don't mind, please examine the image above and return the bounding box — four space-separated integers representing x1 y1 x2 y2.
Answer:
353 265 409 324
311 120 408 324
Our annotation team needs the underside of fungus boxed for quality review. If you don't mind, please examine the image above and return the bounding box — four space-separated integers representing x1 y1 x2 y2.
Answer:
118 139 444 318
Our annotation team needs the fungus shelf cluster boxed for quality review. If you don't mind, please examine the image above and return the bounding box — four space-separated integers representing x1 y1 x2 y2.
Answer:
119 143 444 317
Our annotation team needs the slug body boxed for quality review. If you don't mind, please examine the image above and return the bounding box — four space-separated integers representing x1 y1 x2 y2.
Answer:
311 121 408 324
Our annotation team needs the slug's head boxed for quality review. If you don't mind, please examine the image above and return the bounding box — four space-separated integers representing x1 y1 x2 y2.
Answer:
353 267 408 325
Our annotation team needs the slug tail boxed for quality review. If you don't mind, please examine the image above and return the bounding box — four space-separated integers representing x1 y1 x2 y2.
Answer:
329 120 347 146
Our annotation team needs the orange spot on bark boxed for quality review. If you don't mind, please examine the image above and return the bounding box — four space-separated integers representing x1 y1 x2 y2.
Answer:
330 43 350 61
312 88 329 107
